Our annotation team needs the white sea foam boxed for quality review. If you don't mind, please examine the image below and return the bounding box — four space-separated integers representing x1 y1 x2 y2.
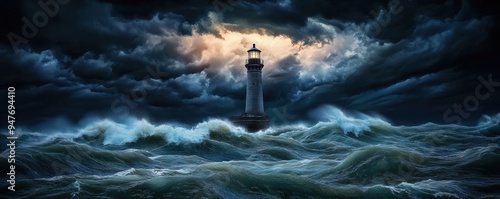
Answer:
477 113 500 126
151 168 193 176
77 118 247 145
71 180 81 199
114 168 136 176
398 180 468 198
433 192 459 198
310 105 392 136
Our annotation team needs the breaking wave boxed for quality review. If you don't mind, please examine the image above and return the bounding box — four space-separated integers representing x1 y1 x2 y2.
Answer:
1 106 499 198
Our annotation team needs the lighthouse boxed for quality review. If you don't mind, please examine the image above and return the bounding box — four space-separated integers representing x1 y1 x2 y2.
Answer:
245 44 265 115
229 44 269 132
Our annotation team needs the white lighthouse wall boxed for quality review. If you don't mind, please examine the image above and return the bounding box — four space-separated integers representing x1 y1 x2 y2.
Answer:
245 69 264 115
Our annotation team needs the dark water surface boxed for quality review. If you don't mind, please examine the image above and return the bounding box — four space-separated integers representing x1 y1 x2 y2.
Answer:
2 108 499 198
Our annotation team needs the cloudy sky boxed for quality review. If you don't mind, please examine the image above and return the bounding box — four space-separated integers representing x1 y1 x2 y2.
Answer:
1 0 499 129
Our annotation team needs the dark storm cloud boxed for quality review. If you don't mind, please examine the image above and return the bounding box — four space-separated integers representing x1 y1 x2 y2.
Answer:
219 0 465 43
71 53 114 80
99 0 214 22
1 0 499 128
287 6 499 125
0 47 74 87
263 55 302 102
14 83 115 125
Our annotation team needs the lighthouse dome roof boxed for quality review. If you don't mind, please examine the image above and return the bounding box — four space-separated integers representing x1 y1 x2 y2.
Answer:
247 44 261 52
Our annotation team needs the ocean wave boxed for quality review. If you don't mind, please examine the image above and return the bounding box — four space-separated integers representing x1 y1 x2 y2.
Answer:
12 107 498 148
315 145 426 185
454 145 500 173
2 140 158 178
309 105 394 137
75 118 248 145
4 108 500 198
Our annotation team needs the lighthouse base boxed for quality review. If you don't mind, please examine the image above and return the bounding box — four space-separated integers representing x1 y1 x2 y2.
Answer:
229 114 269 132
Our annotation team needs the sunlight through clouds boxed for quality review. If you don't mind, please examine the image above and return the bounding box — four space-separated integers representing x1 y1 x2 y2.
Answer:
145 16 373 88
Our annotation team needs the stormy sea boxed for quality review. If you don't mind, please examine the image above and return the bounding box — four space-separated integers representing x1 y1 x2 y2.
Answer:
2 107 500 199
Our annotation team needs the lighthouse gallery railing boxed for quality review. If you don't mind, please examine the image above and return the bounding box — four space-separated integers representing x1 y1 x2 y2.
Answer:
245 59 264 65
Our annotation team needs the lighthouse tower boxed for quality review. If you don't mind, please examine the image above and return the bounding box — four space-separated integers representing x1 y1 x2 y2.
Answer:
245 44 265 115
229 44 269 132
